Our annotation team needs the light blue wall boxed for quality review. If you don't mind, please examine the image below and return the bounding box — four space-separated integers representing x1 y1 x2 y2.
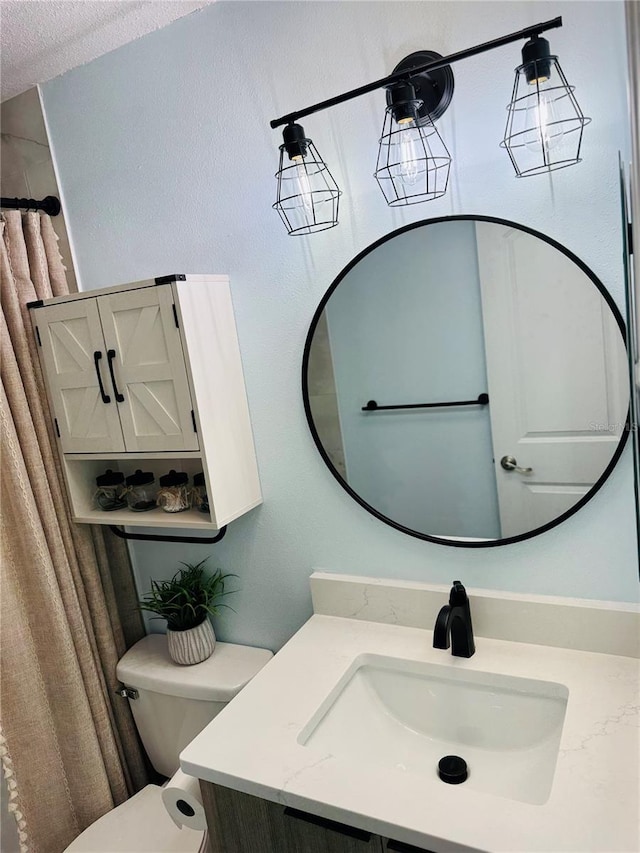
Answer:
40 1 638 652
326 221 500 538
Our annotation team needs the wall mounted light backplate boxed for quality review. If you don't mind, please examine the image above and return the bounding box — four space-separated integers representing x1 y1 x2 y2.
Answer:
387 50 455 124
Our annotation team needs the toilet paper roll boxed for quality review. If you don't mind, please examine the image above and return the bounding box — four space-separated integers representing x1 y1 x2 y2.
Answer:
162 770 207 831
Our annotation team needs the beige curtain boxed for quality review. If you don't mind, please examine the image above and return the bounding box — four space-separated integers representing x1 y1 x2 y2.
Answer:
0 211 149 853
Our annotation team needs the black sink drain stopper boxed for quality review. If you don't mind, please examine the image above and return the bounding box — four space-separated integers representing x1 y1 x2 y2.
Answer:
438 755 468 784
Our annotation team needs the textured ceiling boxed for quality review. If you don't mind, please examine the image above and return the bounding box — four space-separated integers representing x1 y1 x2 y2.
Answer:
0 0 213 102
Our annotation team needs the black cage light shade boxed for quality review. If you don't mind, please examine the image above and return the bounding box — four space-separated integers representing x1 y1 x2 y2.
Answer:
374 81 452 206
273 123 341 236
501 35 591 177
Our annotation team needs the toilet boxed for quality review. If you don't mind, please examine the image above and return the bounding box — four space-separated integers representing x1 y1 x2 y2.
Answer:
64 634 273 852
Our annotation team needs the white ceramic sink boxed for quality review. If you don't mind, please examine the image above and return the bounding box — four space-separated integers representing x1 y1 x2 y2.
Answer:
299 654 569 805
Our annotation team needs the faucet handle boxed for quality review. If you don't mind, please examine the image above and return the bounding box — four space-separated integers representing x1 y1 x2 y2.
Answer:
449 580 468 606
434 581 475 658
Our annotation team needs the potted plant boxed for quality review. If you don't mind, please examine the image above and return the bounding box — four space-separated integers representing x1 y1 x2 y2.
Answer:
139 558 237 665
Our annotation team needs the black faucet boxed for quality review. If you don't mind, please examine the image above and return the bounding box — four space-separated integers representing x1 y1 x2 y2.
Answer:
433 581 475 658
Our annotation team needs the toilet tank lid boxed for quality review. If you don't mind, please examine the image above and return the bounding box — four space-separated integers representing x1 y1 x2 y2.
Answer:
116 635 273 701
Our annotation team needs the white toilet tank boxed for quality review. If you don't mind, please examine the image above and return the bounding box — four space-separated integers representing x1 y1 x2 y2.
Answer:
116 634 273 778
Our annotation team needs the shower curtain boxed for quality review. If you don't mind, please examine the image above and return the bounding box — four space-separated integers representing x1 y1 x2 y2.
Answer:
0 211 149 853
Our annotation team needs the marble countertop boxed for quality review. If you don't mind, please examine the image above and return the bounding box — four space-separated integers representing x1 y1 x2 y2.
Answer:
181 614 639 853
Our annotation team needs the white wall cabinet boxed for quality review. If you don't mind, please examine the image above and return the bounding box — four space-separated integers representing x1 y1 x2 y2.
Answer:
30 274 262 531
36 284 197 453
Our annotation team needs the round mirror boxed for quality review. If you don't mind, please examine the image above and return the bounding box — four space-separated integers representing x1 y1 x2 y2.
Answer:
303 217 630 547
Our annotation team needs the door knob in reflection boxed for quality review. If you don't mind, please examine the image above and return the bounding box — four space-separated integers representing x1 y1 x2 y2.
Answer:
500 455 533 474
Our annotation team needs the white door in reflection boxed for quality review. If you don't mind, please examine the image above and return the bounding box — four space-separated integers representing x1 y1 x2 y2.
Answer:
476 223 628 536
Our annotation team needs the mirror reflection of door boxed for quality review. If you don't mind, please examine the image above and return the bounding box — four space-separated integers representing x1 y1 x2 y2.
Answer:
476 223 628 537
304 218 630 546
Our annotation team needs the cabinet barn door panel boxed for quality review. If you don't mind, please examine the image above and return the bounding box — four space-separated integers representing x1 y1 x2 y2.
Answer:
97 286 199 452
37 301 125 452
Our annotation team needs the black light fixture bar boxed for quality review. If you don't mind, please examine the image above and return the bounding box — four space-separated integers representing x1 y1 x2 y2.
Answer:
270 17 562 129
362 394 489 412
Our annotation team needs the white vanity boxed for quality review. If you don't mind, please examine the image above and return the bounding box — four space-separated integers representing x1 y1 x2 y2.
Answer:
181 574 640 853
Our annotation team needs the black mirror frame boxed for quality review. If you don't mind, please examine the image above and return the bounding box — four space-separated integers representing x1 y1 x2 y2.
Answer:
301 215 631 548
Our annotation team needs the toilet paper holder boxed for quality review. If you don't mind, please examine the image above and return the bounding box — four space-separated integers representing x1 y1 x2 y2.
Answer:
162 769 207 831
176 800 196 818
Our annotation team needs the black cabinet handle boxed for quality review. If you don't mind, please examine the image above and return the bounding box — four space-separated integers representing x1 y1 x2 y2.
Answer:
93 351 110 403
387 839 435 853
106 349 125 402
283 807 371 842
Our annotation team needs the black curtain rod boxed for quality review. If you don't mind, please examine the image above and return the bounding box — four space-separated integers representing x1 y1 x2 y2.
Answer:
1 196 61 216
270 16 562 129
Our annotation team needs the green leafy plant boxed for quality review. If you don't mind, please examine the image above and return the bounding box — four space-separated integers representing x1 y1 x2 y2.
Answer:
138 558 238 632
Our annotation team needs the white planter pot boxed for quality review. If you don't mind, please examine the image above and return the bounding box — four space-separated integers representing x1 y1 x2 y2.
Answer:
167 618 216 665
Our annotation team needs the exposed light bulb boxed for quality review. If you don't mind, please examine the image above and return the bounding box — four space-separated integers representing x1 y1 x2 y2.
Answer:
291 155 314 218
389 118 424 188
523 81 565 155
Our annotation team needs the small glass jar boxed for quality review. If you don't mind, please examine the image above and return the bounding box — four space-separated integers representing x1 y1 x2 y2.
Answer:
94 469 127 511
193 472 209 513
124 469 157 512
157 470 190 513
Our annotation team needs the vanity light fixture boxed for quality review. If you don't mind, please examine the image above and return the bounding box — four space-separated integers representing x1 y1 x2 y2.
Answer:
501 34 591 176
374 78 452 206
270 16 586 233
272 122 341 235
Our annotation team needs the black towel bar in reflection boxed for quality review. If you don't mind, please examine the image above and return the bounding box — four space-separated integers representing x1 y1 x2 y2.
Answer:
362 393 489 412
